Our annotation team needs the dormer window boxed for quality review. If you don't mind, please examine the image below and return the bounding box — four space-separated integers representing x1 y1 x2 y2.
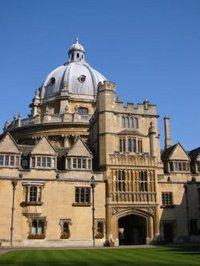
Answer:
169 161 190 172
31 156 56 169
67 157 92 170
0 154 20 168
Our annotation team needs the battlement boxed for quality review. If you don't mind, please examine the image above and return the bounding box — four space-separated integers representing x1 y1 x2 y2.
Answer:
115 99 157 116
97 80 116 92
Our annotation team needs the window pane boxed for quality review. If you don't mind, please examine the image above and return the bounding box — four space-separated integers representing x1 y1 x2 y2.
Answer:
16 156 20 167
32 157 35 167
128 139 132 152
30 186 37 202
38 220 44 234
5 155 9 166
97 222 103 233
78 107 88 115
37 157 41 167
73 158 77 168
78 158 81 169
10 156 15 166
0 155 4 165
42 157 46 167
31 220 37 235
82 159 86 169
88 159 91 169
63 222 69 233
67 158 71 169
47 157 51 167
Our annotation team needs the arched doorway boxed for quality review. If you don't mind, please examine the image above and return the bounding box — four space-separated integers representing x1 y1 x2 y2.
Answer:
118 214 147 245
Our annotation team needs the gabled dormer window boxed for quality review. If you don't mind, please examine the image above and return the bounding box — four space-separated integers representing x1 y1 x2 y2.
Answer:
31 156 56 169
67 157 92 170
169 161 190 172
0 154 20 168
196 162 200 173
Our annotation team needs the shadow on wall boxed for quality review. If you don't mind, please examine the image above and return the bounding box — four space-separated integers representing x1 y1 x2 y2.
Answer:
157 179 200 244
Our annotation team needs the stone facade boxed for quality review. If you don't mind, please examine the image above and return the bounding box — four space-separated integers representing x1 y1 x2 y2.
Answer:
0 40 200 247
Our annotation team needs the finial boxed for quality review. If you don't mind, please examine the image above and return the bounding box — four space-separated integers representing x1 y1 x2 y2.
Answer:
75 37 79 43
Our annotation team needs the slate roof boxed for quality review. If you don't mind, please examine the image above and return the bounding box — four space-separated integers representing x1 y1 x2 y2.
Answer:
189 147 200 160
161 143 178 161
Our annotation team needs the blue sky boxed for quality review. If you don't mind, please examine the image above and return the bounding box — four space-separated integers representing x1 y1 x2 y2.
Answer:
0 0 200 150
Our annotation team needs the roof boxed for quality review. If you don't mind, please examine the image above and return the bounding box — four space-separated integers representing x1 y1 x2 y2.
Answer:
161 143 190 161
189 147 200 160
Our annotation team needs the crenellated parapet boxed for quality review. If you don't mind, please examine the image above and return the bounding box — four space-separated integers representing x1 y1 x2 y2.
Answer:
114 100 157 116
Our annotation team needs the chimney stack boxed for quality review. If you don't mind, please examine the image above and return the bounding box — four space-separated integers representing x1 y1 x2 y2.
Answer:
164 116 171 149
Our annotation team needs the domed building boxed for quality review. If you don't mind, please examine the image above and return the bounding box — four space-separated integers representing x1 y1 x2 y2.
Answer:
0 39 200 247
5 38 106 147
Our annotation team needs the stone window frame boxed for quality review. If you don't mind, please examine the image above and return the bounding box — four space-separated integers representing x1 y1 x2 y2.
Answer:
22 182 45 206
161 192 174 208
67 157 92 170
119 136 143 154
95 219 105 239
139 171 148 192
116 170 126 192
59 219 72 239
0 154 20 168
169 161 190 172
28 216 47 239
122 116 139 129
31 155 56 169
73 187 91 206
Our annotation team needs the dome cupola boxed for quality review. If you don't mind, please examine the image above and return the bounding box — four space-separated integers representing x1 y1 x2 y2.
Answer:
68 38 85 62
40 39 106 100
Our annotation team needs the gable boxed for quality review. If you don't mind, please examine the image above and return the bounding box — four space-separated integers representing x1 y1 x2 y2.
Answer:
31 137 57 155
0 133 20 153
196 154 200 161
169 144 190 161
67 138 92 158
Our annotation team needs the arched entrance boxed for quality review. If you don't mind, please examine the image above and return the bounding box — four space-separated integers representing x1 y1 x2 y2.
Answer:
118 214 147 245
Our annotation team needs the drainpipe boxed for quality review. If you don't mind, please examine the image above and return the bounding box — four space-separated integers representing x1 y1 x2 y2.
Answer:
10 179 18 247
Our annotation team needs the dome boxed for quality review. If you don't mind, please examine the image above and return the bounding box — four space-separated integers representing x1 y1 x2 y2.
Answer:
68 38 85 53
40 39 106 100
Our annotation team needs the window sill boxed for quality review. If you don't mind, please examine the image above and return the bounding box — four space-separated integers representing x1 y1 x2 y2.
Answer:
72 203 91 207
95 233 104 239
21 201 43 207
28 234 45 239
60 233 70 239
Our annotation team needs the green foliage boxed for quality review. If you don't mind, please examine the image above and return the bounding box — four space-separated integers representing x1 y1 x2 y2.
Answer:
0 246 200 266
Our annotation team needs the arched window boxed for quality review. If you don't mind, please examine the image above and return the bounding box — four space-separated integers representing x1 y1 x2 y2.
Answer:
30 218 45 237
128 138 137 152
122 117 125 128
60 219 71 239
63 221 69 234
122 116 139 129
97 221 103 234
126 117 130 128
135 118 138 128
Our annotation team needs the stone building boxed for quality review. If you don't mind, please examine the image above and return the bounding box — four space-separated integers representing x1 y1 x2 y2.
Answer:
0 39 200 247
